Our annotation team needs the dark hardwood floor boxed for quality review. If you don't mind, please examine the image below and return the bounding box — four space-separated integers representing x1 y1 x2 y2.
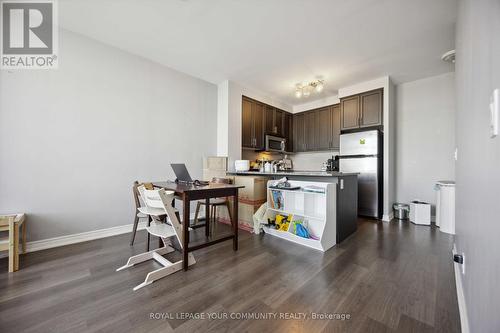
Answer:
0 219 461 333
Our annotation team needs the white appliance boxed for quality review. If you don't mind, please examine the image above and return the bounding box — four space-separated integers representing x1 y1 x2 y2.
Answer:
265 135 286 153
339 130 383 218
234 160 250 172
410 201 431 225
435 180 456 234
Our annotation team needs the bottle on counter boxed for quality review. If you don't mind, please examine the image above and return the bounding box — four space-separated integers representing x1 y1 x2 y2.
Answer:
264 161 272 173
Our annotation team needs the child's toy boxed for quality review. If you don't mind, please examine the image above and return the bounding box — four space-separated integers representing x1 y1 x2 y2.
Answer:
291 220 319 240
275 214 291 232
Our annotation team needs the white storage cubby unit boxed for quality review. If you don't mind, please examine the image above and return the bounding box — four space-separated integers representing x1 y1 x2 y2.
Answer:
262 180 337 252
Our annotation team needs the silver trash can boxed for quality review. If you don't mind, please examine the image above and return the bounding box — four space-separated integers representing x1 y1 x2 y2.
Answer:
393 203 409 220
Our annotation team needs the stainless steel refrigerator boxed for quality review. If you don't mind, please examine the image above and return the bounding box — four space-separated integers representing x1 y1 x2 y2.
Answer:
339 130 383 219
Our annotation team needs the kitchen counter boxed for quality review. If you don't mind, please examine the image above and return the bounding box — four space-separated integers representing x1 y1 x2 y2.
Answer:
227 169 358 243
227 170 358 177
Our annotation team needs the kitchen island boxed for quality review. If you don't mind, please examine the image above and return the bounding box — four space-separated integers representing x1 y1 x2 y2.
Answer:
227 170 358 245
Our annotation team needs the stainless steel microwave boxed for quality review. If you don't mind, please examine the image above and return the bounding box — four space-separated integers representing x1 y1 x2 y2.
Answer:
265 135 286 153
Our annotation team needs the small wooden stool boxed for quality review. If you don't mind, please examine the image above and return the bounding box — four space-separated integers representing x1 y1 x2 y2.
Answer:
0 214 27 272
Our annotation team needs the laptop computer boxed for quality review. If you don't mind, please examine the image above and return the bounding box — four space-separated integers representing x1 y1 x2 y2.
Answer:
171 163 193 183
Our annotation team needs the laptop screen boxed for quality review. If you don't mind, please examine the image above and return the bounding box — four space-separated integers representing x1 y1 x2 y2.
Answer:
171 163 193 183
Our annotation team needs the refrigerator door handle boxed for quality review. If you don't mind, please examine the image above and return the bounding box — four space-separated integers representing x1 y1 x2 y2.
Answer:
338 154 379 159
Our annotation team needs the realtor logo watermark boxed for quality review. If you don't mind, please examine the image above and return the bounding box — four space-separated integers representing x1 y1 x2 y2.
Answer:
1 0 58 69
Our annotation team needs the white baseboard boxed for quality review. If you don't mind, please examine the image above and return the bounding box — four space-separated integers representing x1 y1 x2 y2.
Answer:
453 244 470 333
26 220 149 253
1 212 200 258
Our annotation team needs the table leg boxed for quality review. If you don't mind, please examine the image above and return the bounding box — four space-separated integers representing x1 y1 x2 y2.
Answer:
146 216 151 252
183 196 190 271
205 198 210 238
232 189 239 251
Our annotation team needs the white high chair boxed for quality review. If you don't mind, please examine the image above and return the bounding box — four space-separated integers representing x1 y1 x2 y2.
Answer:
117 188 195 291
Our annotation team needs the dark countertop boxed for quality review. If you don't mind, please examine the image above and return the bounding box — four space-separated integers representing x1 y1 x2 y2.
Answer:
226 170 358 177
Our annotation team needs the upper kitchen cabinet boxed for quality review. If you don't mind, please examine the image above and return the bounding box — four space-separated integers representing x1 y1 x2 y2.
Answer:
253 102 265 148
275 109 284 136
284 112 293 152
241 97 264 149
293 113 305 152
242 98 253 148
316 107 332 151
292 104 340 152
359 89 383 127
265 106 286 137
331 104 341 149
265 105 275 134
340 89 383 131
304 111 317 151
340 95 360 130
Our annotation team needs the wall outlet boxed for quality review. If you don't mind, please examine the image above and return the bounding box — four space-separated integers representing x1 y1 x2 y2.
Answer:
454 148 458 161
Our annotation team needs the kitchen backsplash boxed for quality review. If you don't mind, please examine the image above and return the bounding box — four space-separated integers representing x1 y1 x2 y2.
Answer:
241 150 338 171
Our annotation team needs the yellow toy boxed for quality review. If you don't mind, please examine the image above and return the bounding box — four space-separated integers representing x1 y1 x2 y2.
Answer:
275 214 293 231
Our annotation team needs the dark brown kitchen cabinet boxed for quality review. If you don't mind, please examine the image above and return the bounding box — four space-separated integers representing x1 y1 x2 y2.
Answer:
340 89 383 131
304 111 317 151
275 109 284 136
316 107 332 150
241 97 264 149
360 89 382 127
265 105 275 134
241 98 253 148
284 112 293 152
293 113 305 152
340 95 360 130
265 106 286 136
253 102 264 148
331 104 341 149
292 104 340 152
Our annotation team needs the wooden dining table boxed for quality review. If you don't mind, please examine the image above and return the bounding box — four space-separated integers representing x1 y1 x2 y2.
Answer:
153 181 244 271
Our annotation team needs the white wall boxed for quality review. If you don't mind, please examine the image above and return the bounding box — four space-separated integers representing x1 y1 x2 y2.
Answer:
455 0 500 331
0 30 218 242
395 72 456 210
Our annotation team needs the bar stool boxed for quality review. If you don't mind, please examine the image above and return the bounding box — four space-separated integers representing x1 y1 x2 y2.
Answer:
193 177 233 235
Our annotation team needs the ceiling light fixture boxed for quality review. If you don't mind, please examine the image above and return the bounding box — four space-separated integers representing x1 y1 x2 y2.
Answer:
294 80 325 98
295 84 303 98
